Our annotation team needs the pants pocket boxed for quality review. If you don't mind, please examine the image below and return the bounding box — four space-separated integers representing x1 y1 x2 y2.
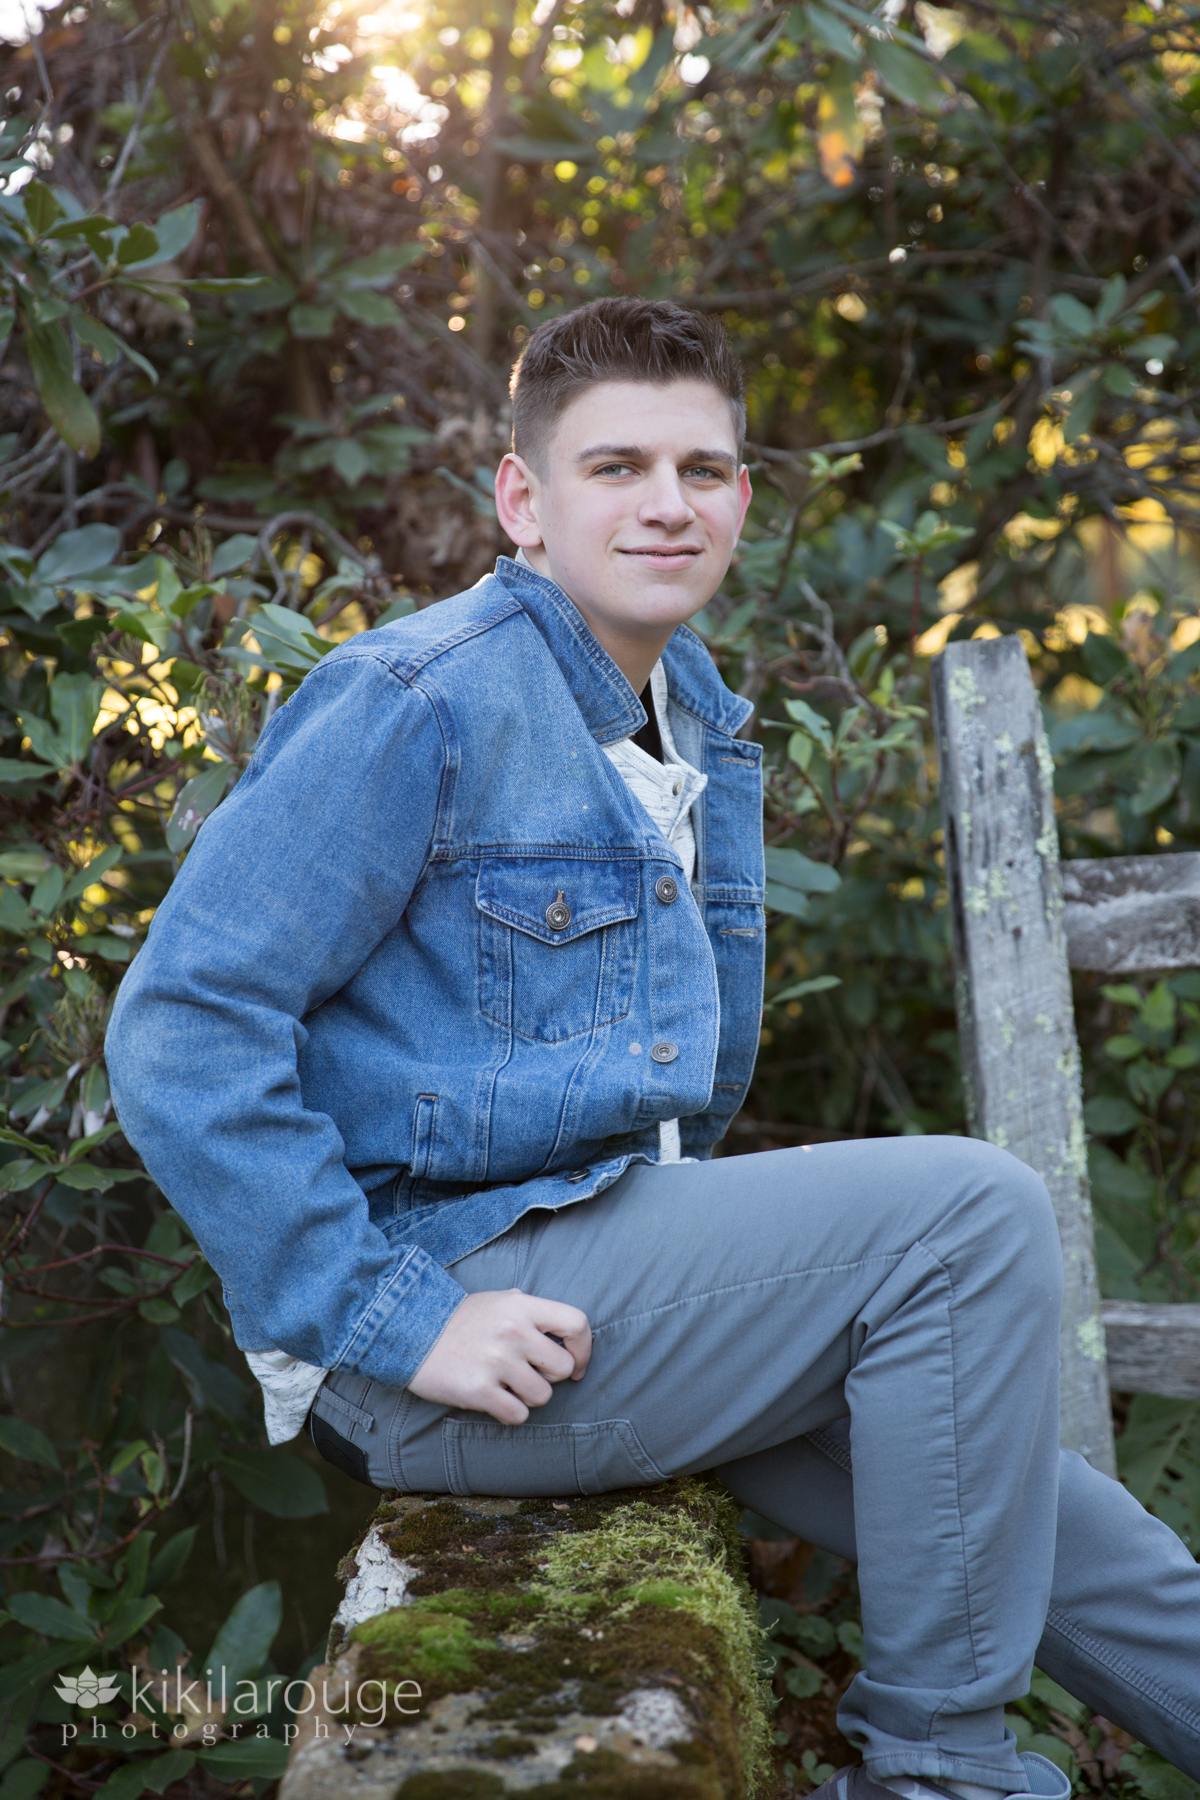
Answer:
442 1416 664 1497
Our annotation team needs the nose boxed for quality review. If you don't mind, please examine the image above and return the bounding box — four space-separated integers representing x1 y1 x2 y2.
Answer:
638 463 696 533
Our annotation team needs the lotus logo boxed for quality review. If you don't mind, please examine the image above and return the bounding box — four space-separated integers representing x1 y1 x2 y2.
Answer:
54 1667 121 1708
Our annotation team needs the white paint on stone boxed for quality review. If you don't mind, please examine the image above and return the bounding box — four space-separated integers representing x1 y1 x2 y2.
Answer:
333 1527 417 1630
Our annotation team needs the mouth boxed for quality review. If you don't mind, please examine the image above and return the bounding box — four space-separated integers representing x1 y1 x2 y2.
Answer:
617 545 704 567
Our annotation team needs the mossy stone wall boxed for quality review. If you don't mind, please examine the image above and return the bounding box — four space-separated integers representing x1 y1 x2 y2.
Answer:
280 1477 773 1799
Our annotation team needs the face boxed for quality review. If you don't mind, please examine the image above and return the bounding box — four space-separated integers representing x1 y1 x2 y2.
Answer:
494 378 752 684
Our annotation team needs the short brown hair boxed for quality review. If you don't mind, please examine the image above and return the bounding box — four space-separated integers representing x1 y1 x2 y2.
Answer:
509 298 745 465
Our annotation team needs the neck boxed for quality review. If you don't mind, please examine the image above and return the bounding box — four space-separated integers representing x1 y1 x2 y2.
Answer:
517 544 672 694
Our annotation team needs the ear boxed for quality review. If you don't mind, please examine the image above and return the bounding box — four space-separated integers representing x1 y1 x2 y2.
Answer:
734 464 752 540
495 453 545 549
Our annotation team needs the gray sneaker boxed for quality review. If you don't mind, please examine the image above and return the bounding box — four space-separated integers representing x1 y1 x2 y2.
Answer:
807 1753 1072 1800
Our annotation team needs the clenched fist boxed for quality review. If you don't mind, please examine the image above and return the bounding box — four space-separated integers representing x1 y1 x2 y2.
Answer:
407 1288 592 1424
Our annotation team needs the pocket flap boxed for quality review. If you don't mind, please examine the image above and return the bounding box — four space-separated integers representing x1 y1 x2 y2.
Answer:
476 859 640 945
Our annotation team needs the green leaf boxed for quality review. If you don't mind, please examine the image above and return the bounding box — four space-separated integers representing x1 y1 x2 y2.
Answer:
116 222 160 266
220 1450 328 1519
1104 1035 1145 1061
37 525 122 584
139 202 201 265
22 179 63 236
0 1761 47 1800
237 603 331 679
288 303 336 338
1119 1749 1200 1800
95 1760 157 1800
338 243 427 284
52 1163 143 1191
763 847 842 894
7 1593 96 1642
26 330 100 457
165 763 234 854
869 38 948 108
196 1738 290 1781
1141 980 1177 1034
172 1259 212 1305
73 315 158 385
160 1327 251 1424
1050 292 1095 339
1082 1095 1143 1136
336 290 402 328
764 883 809 918
1100 983 1142 1008
102 1594 162 1648
0 1416 59 1469
769 975 843 1005
0 1643 83 1703
209 534 260 578
140 1751 196 1794
0 1162 48 1194
0 851 50 881
109 1440 149 1476
783 1660 823 1698
69 936 134 965
138 1299 180 1326
802 2 862 64
1088 1142 1156 1205
147 1527 197 1592
331 439 371 486
782 698 834 751
140 1450 165 1495
202 1581 282 1687
72 315 121 364
60 843 123 907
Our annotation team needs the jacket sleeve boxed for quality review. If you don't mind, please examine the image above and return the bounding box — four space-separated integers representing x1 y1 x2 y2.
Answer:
105 647 466 1387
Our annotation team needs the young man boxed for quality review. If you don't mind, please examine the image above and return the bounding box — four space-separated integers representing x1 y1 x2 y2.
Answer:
106 300 1200 1800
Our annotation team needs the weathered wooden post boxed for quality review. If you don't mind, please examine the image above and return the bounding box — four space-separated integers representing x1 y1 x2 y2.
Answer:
931 636 1116 1476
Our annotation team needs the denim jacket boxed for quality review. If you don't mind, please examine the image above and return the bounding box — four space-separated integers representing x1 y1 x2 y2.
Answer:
106 558 765 1387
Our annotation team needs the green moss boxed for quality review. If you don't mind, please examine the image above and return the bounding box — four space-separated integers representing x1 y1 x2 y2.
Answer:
340 1481 772 1795
353 1608 494 1683
395 1752 722 1800
395 1775 506 1799
484 1735 538 1758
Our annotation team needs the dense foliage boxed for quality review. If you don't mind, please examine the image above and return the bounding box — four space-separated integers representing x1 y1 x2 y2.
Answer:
1 0 1200 1793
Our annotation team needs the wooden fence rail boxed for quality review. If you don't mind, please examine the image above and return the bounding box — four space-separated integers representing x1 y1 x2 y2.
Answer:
932 636 1200 1478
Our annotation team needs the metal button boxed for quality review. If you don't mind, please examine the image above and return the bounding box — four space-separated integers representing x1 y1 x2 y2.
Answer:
545 890 571 931
565 1167 591 1183
655 875 679 905
650 1041 678 1064
672 778 683 796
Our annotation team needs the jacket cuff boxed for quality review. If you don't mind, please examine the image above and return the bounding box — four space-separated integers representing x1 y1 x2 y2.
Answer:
336 1245 467 1389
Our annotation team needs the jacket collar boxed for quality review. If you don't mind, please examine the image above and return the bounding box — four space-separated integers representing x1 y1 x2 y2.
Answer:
491 556 753 746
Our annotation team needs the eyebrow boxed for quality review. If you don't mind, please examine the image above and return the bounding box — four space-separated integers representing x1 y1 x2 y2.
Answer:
575 443 738 471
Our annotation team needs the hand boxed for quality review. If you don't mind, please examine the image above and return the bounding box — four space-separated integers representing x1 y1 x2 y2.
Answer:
407 1288 592 1425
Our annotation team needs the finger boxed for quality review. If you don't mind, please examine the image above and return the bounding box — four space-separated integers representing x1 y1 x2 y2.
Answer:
528 1299 592 1376
525 1334 577 1384
480 1385 529 1426
501 1363 554 1409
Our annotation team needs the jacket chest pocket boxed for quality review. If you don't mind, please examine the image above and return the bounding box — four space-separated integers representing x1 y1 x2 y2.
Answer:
476 859 639 1043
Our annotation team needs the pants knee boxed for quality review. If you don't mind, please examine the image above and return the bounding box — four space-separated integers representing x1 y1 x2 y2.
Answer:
928 1137 1063 1296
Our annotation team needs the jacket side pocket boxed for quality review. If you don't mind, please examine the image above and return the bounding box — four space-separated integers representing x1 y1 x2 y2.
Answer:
410 1094 438 1179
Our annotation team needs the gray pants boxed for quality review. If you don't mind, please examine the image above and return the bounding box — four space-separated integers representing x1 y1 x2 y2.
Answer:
311 1139 1200 1786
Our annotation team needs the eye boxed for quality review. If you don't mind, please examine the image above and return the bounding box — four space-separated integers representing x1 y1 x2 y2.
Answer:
683 464 724 481
593 461 636 477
